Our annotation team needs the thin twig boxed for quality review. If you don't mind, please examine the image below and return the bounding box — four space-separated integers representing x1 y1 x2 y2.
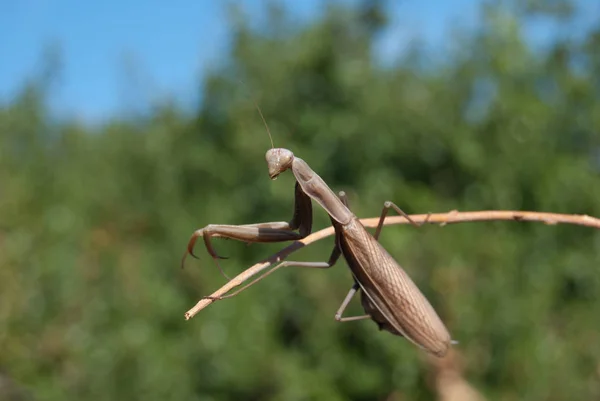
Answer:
184 210 600 319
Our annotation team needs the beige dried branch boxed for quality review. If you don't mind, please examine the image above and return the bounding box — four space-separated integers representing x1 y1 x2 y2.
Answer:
185 210 600 319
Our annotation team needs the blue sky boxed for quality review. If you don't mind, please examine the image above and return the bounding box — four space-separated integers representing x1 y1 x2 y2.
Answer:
0 0 596 122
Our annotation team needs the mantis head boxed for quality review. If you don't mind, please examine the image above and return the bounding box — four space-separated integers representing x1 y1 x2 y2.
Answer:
265 148 294 180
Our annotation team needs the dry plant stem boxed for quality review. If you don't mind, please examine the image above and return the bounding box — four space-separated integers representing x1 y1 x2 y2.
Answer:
184 210 600 320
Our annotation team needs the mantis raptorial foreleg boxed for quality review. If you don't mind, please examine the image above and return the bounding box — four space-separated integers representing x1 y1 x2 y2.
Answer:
182 182 313 277
202 192 349 300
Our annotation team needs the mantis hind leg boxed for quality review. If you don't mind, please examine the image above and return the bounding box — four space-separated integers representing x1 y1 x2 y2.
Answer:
334 282 372 322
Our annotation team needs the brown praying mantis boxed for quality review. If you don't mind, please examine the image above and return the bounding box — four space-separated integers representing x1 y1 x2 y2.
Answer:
182 107 455 358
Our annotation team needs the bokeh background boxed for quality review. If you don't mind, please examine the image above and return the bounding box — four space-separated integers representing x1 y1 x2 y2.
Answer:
1 1 600 400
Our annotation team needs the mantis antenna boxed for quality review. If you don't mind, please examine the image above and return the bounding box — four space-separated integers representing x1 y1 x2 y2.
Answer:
251 98 274 149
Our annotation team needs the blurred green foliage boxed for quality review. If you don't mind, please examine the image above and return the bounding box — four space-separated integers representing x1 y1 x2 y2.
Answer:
1 1 600 400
